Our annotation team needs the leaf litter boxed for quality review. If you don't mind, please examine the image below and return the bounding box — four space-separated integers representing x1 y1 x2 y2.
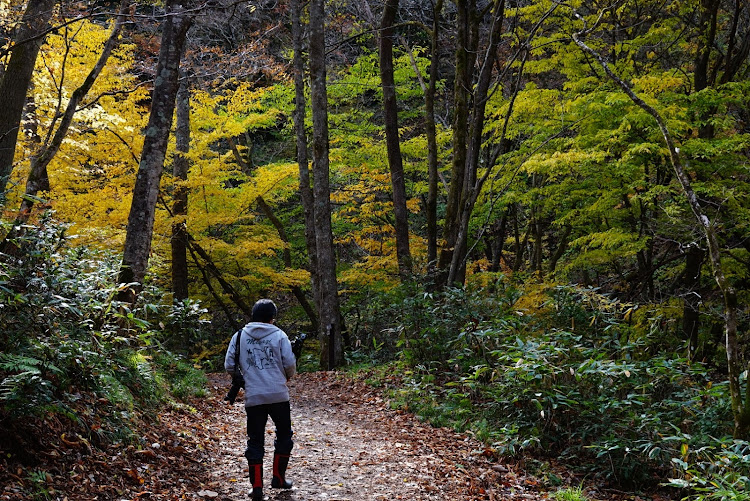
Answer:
1 372 550 500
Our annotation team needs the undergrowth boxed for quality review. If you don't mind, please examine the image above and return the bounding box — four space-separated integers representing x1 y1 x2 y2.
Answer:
348 276 750 499
0 217 209 454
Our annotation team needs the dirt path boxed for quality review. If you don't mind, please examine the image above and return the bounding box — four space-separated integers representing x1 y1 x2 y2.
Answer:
197 372 546 501
0 371 551 500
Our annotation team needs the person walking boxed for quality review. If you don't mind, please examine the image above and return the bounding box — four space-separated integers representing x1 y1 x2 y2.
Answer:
225 299 296 500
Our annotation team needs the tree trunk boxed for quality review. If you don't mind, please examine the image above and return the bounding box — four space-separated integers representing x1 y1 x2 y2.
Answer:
185 233 253 319
309 0 343 369
117 1 192 304
446 0 508 285
0 0 56 201
438 0 470 277
379 0 411 279
573 30 749 438
694 0 720 139
489 209 508 272
425 0 443 272
172 72 190 302
681 244 704 362
443 1 557 285
291 0 320 317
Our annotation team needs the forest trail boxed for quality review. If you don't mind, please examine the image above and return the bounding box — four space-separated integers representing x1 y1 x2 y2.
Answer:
197 372 546 501
1 372 552 500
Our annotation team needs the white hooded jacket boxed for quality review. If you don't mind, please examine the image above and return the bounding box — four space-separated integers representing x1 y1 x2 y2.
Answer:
224 322 296 407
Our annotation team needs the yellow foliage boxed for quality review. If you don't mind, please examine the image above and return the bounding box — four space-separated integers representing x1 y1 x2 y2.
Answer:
512 280 558 317
632 73 687 95
8 17 148 247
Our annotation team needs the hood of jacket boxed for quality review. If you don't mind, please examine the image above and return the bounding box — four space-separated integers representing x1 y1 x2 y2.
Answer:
242 322 281 340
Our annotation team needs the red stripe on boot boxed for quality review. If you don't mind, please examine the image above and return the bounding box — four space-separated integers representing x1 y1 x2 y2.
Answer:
252 464 263 488
273 454 290 479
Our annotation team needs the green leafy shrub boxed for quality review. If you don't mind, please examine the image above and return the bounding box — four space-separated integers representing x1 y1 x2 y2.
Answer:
665 436 750 500
152 351 208 400
375 281 741 493
0 217 210 446
0 354 59 417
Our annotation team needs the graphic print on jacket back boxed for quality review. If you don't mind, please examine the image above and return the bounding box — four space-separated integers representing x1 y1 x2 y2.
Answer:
246 337 277 370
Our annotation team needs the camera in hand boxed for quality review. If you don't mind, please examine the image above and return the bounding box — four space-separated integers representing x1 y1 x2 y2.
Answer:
224 373 244 404
292 333 306 360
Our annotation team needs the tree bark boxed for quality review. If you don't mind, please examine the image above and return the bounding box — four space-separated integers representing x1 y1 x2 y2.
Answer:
681 244 704 362
379 0 411 279
425 0 443 273
694 0 720 139
0 0 56 201
291 0 320 317
117 1 193 304
549 224 572 275
446 0 508 284
172 72 190 302
309 0 343 369
438 0 471 277
186 241 242 331
186 233 253 319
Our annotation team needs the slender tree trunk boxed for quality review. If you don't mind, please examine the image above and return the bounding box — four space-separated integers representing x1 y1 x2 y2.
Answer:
425 0 443 272
185 233 253 319
291 0 320 317
117 1 193 304
438 0 470 276
446 0 507 284
681 244 704 362
490 209 508 272
309 0 343 369
172 72 190 302
719 0 750 85
0 0 56 201
573 30 749 438
186 242 242 331
444 2 556 285
694 0 720 139
549 224 571 275
379 0 411 279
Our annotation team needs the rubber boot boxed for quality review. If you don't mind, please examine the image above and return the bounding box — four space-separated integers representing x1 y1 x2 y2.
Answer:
248 460 264 500
271 452 293 489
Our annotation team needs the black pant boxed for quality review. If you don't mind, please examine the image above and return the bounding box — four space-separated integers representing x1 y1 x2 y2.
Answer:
244 401 293 461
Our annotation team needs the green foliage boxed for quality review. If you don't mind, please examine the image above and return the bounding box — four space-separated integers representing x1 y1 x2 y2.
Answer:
26 469 53 501
359 281 742 494
0 217 209 443
152 351 208 401
344 276 522 365
163 299 212 352
0 353 59 417
665 437 750 500
552 485 588 501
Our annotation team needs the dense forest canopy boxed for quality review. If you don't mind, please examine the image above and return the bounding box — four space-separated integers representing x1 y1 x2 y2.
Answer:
1 0 750 497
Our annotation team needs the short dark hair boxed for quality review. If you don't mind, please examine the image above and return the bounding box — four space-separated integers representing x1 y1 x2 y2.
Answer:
251 299 277 323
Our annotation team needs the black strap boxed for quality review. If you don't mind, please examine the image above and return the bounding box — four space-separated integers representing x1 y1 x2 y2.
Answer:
233 329 242 375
